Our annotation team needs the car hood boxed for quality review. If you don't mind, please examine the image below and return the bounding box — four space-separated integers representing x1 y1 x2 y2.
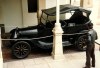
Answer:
10 25 38 38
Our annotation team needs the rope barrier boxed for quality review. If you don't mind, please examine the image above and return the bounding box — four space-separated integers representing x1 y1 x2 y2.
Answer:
0 25 32 27
95 42 100 51
1 35 53 41
1 31 100 51
1 26 100 51
1 32 88 41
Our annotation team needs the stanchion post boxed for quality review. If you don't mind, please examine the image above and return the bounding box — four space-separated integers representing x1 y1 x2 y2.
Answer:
0 27 3 68
51 0 65 60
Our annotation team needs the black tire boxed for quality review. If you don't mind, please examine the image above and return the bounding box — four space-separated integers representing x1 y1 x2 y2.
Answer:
76 35 87 51
12 41 31 59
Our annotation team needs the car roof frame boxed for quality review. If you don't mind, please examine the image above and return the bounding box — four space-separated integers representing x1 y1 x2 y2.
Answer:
42 4 91 17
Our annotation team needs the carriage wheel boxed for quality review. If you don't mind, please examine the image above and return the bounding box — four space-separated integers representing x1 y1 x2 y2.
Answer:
12 41 31 59
76 35 87 51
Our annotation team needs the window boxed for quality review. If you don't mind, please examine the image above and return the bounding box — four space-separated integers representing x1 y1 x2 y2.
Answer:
27 0 37 12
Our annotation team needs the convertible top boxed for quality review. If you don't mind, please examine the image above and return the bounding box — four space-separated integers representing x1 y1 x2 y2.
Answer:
42 4 91 16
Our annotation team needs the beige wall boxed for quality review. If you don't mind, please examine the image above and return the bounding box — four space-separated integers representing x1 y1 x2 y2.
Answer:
22 0 38 27
0 27 3 68
0 36 3 68
46 0 70 8
0 0 3 24
90 0 100 25
1 0 39 32
1 0 23 32
1 0 38 32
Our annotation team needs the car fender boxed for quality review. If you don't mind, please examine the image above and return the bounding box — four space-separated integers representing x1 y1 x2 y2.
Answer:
79 30 89 34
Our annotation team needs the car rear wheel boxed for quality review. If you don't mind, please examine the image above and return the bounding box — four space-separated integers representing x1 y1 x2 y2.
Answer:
12 41 31 59
76 35 87 51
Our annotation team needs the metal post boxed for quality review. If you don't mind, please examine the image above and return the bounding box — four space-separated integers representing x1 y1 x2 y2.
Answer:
0 27 3 68
52 0 64 60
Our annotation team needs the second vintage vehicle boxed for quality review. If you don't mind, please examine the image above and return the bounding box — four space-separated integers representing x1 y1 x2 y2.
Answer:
10 4 97 59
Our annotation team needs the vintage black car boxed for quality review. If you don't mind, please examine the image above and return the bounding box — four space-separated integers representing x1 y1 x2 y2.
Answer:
10 4 97 59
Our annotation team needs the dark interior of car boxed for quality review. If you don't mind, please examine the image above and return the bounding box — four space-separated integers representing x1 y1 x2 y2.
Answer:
45 10 89 29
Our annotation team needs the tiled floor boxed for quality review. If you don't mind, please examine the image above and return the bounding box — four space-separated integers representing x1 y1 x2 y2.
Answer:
3 50 100 68
3 48 100 68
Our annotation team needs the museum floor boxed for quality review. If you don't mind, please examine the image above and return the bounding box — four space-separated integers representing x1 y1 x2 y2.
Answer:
3 45 100 68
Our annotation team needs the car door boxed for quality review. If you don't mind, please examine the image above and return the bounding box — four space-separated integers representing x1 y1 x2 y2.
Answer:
38 24 53 49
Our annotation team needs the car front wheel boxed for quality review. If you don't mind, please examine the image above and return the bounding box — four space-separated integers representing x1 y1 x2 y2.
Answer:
12 41 31 59
76 35 87 51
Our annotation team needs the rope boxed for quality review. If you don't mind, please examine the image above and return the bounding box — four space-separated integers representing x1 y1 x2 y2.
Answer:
1 35 53 41
1 31 100 51
1 32 88 41
95 41 100 51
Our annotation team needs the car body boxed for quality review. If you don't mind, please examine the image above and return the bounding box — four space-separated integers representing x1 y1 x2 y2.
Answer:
10 4 97 59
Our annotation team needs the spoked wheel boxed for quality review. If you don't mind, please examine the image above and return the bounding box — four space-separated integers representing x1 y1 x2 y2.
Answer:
12 41 31 59
76 35 87 51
